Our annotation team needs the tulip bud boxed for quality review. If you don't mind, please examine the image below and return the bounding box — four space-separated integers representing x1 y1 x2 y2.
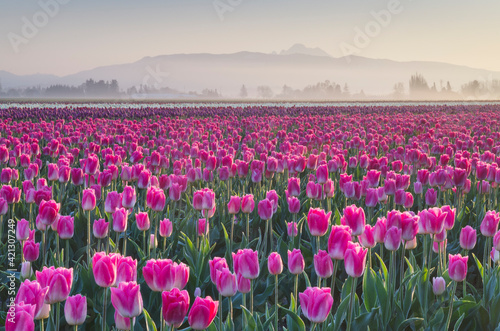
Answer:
448 254 468 282
432 277 446 295
314 250 333 278
287 249 305 275
268 252 283 275
64 294 87 325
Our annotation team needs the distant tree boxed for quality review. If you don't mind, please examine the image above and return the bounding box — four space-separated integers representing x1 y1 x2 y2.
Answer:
257 85 273 99
343 83 350 96
446 81 452 92
461 80 483 97
409 73 429 97
239 85 248 98
281 84 294 96
393 82 405 97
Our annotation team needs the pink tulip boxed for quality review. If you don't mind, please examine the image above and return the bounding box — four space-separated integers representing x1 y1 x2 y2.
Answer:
401 212 419 242
209 257 229 284
237 273 251 293
162 288 190 328
257 198 273 220
494 230 500 251
432 277 446 295
405 237 418 250
287 221 298 237
113 208 128 232
188 296 219 330
5 302 36 331
116 256 138 285
104 191 121 214
425 188 437 206
344 242 367 278
143 259 190 292
266 190 279 213
492 248 500 264
268 252 283 275
460 226 476 250
57 215 74 239
81 188 96 211
21 262 33 279
23 240 40 262
16 218 30 241
122 186 137 209
227 196 241 214
384 226 402 251
136 212 150 231
359 224 376 248
287 196 301 214
36 266 73 304
160 219 173 238
115 311 133 330
433 239 447 254
365 188 378 207
192 188 216 211
288 177 301 197
147 187 166 211
241 194 255 213
314 250 334 278
92 252 119 287
480 210 500 237
15 279 49 319
424 207 447 235
198 218 209 236
216 268 238 297
448 254 468 282
299 287 333 323
341 205 365 236
71 168 84 186
64 294 87 325
441 205 456 231
327 225 352 260
233 249 260 279
93 218 109 239
38 199 60 226
373 217 387 243
110 281 143 318
287 249 305 274
307 208 331 237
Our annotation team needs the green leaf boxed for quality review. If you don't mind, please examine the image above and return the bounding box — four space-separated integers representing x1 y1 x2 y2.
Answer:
279 305 306 331
374 253 388 287
397 317 424 331
333 295 350 331
352 307 380 330
362 267 377 311
454 312 465 331
241 306 258 331
472 253 484 281
143 308 157 331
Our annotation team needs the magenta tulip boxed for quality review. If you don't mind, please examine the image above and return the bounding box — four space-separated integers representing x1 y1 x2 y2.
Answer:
448 254 468 282
110 281 143 318
307 208 331 237
188 296 219 330
64 294 87 325
299 287 334 323
162 288 190 328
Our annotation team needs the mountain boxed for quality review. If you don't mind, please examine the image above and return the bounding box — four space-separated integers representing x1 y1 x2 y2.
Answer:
279 44 331 58
1 47 500 97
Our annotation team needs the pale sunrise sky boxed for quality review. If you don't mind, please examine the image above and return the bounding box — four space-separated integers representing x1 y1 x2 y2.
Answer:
1 0 499 76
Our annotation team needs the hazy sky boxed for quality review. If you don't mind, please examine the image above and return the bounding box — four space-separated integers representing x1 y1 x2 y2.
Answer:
1 0 499 76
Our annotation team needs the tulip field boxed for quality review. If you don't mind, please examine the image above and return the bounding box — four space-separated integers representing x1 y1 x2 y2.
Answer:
3 103 500 331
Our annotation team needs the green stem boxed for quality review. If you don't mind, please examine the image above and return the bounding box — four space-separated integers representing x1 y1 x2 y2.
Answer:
275 274 279 331
56 301 60 331
116 231 120 253
153 211 158 259
400 244 406 302
130 317 134 331
347 276 357 331
219 292 222 331
40 319 44 331
87 210 91 266
246 213 250 243
66 239 70 268
293 274 299 312
250 279 254 314
102 287 108 330
311 323 318 331
56 233 60 265
445 282 457 331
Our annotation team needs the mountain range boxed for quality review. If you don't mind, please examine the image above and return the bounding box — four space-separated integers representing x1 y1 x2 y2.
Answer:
1 44 499 97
